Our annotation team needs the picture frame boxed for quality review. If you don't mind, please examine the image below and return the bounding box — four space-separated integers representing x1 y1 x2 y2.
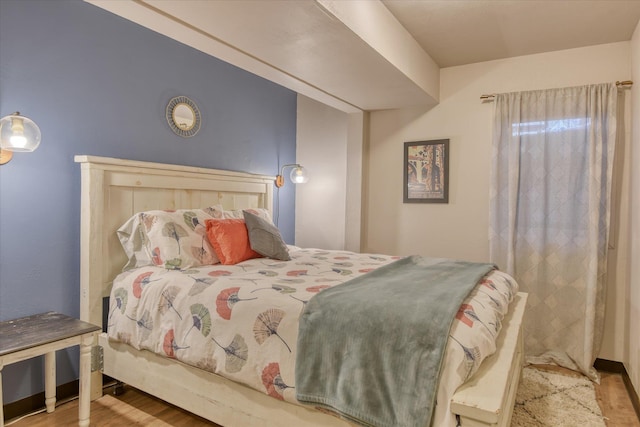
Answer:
403 139 449 203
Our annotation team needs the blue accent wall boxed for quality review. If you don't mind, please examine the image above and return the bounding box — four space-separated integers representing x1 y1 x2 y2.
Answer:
0 0 297 404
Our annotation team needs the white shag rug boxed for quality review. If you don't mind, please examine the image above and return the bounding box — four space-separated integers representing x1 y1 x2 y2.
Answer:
511 366 606 426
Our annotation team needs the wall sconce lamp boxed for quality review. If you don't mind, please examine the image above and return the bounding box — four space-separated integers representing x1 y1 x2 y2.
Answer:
0 112 42 165
275 164 309 188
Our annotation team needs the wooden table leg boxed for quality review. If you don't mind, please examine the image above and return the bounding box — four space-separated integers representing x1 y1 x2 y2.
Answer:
1 359 5 427
78 334 93 427
44 351 56 413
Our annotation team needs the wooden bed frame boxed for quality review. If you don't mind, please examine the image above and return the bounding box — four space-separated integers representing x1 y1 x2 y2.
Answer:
76 155 527 427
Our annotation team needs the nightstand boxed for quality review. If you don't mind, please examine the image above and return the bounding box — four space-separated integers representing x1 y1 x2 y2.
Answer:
0 312 100 427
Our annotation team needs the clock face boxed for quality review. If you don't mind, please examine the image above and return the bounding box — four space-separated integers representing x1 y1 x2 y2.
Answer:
0 149 13 165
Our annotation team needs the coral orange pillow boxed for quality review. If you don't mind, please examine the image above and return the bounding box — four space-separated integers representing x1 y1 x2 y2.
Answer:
205 219 262 265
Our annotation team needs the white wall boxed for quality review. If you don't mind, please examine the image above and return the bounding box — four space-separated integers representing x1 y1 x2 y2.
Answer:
628 19 640 395
365 42 633 363
345 111 368 252
295 95 349 249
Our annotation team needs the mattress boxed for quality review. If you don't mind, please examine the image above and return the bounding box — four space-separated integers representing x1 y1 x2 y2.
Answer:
108 247 517 427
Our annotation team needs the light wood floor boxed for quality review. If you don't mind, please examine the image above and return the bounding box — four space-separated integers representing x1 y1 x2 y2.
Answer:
533 365 640 427
6 370 639 427
7 382 217 427
596 371 640 427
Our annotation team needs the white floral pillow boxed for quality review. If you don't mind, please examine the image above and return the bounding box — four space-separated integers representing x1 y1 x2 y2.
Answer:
117 206 223 270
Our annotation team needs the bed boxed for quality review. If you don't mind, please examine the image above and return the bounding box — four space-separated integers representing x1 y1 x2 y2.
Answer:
76 155 527 427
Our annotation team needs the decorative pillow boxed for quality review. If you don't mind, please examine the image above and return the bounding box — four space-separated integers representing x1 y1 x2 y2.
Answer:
117 207 223 270
243 210 290 261
205 219 262 265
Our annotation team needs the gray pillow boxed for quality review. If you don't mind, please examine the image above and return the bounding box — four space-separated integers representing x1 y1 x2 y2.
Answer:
242 210 291 261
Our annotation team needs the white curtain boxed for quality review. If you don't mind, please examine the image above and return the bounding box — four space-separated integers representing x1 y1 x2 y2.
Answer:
489 83 618 380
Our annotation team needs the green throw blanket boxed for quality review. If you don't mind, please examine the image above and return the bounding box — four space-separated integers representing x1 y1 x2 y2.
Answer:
295 255 495 427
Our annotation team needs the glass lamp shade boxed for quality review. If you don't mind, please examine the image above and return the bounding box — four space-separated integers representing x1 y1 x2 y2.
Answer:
275 163 309 187
290 165 309 184
0 113 42 152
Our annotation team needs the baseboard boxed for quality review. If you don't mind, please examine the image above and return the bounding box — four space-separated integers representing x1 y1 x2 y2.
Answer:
594 358 640 420
2 380 78 422
594 358 626 373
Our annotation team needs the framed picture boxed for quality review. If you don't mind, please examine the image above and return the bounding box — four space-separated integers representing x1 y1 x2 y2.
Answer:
403 139 449 203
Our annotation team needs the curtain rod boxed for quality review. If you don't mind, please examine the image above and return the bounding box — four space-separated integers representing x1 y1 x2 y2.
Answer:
479 80 633 101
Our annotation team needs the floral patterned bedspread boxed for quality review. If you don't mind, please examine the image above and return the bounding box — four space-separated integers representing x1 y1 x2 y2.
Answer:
108 248 517 427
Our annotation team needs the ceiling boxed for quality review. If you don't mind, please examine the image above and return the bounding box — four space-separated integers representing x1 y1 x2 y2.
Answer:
383 0 640 68
87 0 640 112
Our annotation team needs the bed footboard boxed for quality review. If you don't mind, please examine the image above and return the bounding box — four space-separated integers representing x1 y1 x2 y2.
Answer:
450 292 527 427
98 333 354 427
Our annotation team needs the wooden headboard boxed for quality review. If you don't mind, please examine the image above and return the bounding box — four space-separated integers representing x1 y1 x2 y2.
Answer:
75 155 274 328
